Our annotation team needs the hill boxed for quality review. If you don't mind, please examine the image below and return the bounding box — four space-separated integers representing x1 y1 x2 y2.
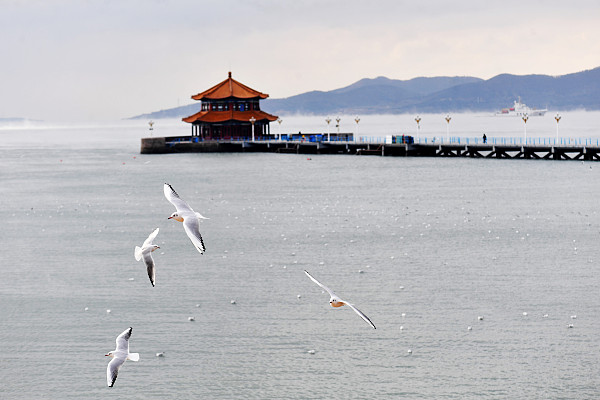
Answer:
129 67 600 119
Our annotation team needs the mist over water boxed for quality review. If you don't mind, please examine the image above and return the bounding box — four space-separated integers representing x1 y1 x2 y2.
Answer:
1 113 599 398
1 110 599 148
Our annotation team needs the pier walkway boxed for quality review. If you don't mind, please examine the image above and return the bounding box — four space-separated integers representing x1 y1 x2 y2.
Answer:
140 136 600 161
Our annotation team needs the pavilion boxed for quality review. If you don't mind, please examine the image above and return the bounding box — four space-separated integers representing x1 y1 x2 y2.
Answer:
182 72 278 140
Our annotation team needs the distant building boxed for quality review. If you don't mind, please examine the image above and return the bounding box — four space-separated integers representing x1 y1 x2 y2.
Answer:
182 72 278 140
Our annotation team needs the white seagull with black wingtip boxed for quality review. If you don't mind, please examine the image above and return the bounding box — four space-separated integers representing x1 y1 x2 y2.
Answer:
304 270 376 329
164 183 208 254
134 228 160 287
105 327 139 387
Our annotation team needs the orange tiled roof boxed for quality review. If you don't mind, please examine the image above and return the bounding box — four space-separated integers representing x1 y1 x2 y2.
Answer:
182 109 278 124
191 72 269 100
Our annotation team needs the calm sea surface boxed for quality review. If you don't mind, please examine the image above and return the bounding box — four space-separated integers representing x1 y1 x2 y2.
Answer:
1 113 599 399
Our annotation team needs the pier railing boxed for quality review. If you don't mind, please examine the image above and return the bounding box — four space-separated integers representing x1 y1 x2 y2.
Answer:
411 137 600 147
161 134 600 148
359 136 600 147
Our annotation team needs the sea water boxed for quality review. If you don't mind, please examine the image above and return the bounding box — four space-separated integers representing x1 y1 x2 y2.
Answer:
1 113 599 399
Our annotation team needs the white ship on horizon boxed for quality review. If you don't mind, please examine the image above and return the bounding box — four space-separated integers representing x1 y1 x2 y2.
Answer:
495 97 547 116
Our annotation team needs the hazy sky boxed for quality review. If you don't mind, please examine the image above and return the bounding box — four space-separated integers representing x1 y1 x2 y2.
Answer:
2 0 599 121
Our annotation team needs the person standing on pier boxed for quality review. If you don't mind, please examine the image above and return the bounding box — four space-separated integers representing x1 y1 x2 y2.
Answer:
483 133 487 144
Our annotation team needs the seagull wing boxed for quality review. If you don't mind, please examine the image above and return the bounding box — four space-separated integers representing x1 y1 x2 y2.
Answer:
164 183 193 213
142 228 159 248
134 246 143 262
143 253 155 287
304 270 336 298
115 327 132 352
344 301 376 329
107 355 126 387
183 217 206 254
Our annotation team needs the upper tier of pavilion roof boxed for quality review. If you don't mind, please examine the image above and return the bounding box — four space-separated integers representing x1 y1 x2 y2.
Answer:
191 72 269 101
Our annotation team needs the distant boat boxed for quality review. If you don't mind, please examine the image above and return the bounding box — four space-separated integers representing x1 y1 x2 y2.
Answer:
495 97 547 116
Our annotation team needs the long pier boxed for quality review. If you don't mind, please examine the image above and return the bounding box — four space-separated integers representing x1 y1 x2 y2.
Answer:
141 136 600 161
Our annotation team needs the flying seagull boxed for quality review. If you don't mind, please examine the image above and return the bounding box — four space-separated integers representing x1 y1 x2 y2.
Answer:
105 327 139 387
304 270 376 329
164 183 207 254
134 228 160 287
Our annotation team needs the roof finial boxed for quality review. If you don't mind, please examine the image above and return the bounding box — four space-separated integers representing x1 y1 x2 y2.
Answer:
228 71 232 78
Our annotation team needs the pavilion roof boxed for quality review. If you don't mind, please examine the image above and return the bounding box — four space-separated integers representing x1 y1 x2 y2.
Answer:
191 72 270 100
182 109 278 124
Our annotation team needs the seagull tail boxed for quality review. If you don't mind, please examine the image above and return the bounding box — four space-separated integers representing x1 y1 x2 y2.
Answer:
195 212 209 220
127 353 140 362
134 246 143 261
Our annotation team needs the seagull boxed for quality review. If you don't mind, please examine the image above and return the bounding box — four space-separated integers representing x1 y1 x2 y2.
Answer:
303 270 376 329
134 228 160 287
164 183 207 254
105 327 139 388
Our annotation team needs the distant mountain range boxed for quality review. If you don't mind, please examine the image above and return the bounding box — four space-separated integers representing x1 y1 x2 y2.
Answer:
0 117 29 123
130 67 600 119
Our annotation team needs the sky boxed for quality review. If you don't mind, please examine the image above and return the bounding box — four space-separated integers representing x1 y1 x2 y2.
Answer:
1 0 600 122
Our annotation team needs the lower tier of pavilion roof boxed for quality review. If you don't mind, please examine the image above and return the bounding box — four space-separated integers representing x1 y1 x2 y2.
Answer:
182 110 278 124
